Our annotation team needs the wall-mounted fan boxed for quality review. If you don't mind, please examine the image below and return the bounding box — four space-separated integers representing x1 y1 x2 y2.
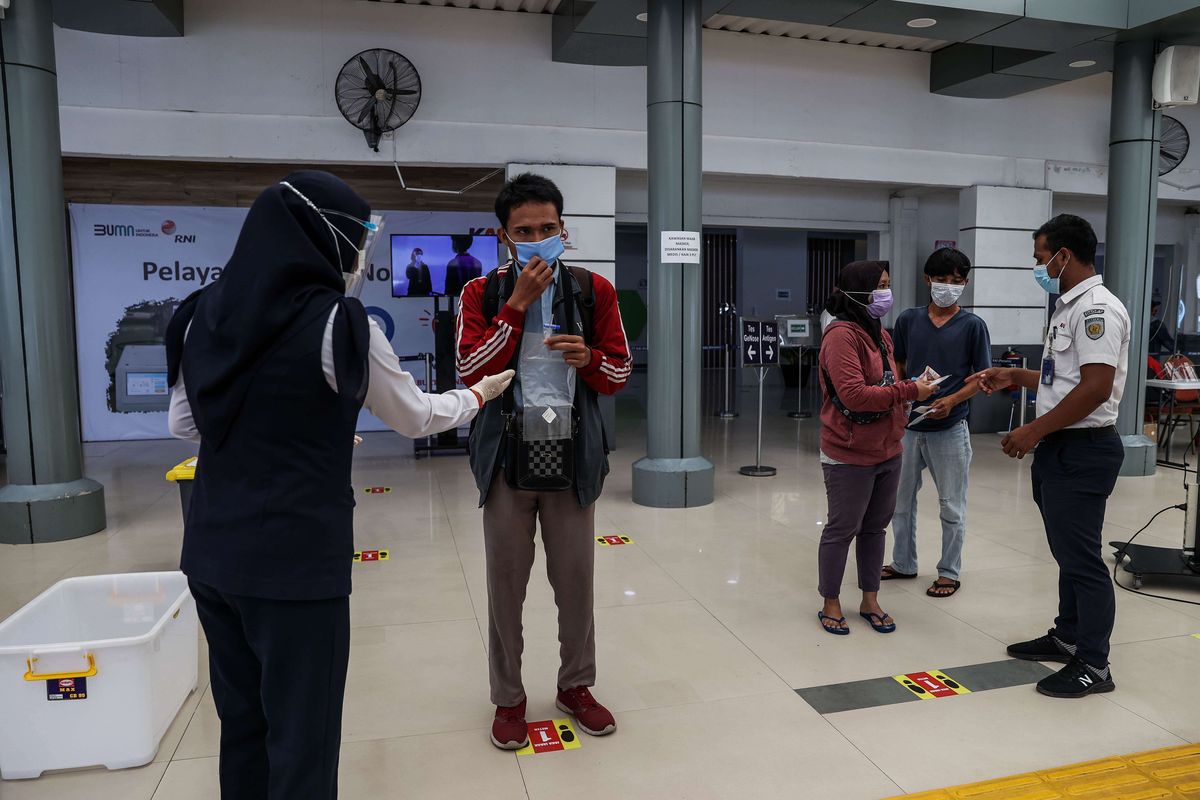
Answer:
335 49 422 152
1160 115 1190 176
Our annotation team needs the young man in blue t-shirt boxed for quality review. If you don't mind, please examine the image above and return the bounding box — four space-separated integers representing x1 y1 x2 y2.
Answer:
881 248 992 598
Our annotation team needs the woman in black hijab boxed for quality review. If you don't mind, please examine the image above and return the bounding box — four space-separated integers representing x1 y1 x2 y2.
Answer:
815 261 934 636
165 171 511 800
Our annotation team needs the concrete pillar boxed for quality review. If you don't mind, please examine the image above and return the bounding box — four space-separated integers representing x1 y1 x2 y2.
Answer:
1104 39 1160 477
0 0 106 543
887 196 920 328
958 185 1052 347
632 0 714 508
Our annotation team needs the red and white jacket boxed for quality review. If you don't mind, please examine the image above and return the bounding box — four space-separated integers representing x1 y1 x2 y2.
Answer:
456 263 631 394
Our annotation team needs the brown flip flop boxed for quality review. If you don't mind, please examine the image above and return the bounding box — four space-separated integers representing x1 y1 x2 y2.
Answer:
882 565 917 581
926 579 961 598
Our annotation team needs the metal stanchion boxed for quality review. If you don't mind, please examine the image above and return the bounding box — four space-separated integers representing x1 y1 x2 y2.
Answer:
787 345 812 419
717 303 738 419
739 366 776 477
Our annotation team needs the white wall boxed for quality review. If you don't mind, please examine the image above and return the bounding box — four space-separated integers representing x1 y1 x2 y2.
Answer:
50 0 1200 202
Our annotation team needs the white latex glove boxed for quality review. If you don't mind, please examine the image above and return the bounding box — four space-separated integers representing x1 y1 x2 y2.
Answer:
469 369 516 407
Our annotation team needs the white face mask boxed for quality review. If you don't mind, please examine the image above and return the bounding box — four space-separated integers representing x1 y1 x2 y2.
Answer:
930 282 965 308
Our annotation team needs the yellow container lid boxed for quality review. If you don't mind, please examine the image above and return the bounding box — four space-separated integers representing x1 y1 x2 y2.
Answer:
165 457 198 482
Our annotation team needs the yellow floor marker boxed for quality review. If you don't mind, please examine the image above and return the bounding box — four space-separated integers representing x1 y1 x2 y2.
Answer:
596 535 633 546
886 743 1200 799
892 670 969 700
516 719 582 756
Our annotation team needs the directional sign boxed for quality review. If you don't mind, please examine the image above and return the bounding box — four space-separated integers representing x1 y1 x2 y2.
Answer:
741 319 761 367
760 321 780 366
741 319 779 367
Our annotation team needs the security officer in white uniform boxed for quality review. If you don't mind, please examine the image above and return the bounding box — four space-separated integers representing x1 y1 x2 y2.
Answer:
970 214 1129 699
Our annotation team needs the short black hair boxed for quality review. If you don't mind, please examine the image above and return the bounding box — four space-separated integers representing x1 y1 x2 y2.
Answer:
451 234 474 254
924 247 971 280
1034 214 1098 264
494 172 564 229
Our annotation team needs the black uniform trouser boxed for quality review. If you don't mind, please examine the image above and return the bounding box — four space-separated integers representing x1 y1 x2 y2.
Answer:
189 579 350 800
1030 429 1123 669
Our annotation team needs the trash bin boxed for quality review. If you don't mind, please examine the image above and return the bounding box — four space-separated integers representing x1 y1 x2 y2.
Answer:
0 572 198 780
165 457 197 521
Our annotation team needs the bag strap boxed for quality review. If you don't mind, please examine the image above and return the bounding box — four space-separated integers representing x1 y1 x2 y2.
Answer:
564 265 595 343
822 342 892 425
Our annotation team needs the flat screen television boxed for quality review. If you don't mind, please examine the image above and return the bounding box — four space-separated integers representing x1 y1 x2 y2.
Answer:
391 234 500 298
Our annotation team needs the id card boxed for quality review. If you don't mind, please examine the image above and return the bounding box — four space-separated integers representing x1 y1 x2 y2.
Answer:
1040 357 1054 386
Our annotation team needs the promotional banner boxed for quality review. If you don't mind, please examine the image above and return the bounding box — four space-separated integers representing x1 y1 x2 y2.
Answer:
70 204 496 441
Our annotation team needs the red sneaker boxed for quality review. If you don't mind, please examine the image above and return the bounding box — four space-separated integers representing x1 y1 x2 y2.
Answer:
555 686 616 736
491 699 529 750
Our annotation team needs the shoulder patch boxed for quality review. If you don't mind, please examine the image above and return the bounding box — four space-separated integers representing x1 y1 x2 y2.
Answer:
1085 317 1105 340
1083 308 1105 318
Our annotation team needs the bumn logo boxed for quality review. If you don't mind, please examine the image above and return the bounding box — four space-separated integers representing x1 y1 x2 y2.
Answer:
93 223 136 237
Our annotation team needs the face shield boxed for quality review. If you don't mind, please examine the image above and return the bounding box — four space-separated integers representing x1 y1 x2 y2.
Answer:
344 214 386 299
279 180 382 298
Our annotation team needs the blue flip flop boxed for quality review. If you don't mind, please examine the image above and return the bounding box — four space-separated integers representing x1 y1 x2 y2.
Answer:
859 611 896 633
818 611 850 635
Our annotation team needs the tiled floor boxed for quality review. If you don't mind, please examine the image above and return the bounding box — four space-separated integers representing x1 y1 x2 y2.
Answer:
2 383 1200 799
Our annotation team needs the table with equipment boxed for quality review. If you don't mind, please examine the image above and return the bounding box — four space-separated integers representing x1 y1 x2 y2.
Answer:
1146 378 1200 470
775 314 819 420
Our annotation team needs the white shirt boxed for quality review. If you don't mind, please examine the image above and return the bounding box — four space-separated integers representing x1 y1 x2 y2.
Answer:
1035 274 1130 428
168 307 480 443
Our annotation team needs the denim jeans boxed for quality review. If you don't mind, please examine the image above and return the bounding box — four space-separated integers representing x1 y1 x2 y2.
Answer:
889 420 972 581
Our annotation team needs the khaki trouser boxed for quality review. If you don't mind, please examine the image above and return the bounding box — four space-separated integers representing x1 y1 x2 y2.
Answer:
483 474 596 707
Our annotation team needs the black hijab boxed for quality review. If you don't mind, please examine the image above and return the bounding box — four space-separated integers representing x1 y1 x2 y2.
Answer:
166 170 372 450
824 260 888 353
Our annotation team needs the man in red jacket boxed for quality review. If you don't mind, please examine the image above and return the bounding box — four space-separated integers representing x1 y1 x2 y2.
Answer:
456 173 631 750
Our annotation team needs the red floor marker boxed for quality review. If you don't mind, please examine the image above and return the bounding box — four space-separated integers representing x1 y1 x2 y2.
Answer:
516 719 581 756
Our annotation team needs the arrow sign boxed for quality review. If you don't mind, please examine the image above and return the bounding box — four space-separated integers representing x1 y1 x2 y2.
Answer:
741 319 780 367
741 319 761 367
760 321 780 366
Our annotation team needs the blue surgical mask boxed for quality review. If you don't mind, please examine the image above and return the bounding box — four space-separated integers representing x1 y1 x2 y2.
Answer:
511 233 565 266
1033 250 1067 295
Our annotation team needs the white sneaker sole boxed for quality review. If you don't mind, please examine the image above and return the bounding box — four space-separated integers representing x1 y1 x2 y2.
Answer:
555 700 616 736
490 733 529 750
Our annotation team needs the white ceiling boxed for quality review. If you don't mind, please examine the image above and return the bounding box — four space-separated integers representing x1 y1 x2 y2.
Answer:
377 1 947 52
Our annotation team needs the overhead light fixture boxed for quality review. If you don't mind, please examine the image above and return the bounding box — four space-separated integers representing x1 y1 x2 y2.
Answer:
906 17 937 29
1069 59 1098 68
636 12 648 22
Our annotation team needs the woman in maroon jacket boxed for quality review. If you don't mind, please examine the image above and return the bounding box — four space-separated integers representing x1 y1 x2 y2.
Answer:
817 261 935 635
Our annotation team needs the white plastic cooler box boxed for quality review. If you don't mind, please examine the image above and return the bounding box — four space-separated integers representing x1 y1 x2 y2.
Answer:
0 572 198 780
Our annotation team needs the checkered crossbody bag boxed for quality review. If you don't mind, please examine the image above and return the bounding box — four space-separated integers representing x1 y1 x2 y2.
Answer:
503 415 576 492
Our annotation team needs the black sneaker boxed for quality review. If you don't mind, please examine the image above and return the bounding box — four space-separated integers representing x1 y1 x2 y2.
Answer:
1006 632 1075 664
1036 659 1115 698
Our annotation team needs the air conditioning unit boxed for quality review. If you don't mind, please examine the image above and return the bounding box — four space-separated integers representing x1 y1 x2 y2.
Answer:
1154 46 1200 108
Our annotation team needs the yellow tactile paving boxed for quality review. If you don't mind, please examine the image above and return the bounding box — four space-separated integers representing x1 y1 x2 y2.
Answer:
887 744 1200 800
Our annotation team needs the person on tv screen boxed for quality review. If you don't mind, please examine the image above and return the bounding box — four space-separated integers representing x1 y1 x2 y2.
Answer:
445 234 484 297
406 247 433 296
